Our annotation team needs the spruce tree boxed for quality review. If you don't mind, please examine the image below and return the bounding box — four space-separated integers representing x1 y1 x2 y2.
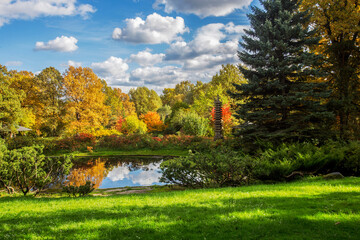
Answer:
230 0 334 144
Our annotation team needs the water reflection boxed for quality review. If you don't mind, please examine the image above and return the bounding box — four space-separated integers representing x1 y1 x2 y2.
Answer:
66 157 167 189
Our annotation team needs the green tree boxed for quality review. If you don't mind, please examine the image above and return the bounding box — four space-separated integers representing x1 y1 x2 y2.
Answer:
231 0 334 144
0 65 23 133
157 105 172 122
161 81 196 107
122 115 147 134
192 64 246 118
129 87 162 116
102 82 136 127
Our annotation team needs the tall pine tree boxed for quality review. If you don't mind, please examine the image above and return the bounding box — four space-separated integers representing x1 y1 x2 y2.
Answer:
231 0 334 144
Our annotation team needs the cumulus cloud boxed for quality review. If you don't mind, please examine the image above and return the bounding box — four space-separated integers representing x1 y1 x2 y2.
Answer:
67 60 82 67
129 64 218 89
95 22 248 91
91 56 130 84
131 65 186 85
183 54 237 70
129 48 165 66
153 0 252 18
35 36 78 52
112 13 189 44
166 22 248 61
0 0 96 27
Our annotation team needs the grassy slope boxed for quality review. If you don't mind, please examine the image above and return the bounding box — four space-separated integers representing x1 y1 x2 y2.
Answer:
0 178 359 240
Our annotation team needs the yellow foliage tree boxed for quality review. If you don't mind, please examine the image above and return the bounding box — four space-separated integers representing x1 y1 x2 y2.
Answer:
8 70 39 131
63 66 110 135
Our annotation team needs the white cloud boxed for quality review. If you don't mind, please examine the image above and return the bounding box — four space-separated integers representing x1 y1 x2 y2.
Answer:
153 0 252 18
35 36 78 52
91 56 130 84
129 48 165 66
129 64 218 90
183 54 237 70
67 60 82 67
5 61 22 67
166 22 248 61
0 0 96 27
131 65 187 85
96 22 247 91
112 13 189 44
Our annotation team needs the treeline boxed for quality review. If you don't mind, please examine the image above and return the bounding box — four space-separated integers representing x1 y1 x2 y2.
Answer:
0 64 244 138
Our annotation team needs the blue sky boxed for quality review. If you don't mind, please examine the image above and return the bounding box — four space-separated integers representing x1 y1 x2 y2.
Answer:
0 0 260 92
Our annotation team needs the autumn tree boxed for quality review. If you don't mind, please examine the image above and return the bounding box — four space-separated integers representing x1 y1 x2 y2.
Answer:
129 87 162 116
8 70 39 130
0 65 23 133
231 0 334 144
140 111 165 132
34 67 65 136
211 104 233 136
102 81 136 127
302 0 360 139
63 66 110 135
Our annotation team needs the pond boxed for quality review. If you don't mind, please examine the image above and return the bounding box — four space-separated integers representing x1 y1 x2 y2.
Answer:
62 156 171 189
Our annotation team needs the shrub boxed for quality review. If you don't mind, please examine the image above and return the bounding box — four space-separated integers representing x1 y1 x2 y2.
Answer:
160 148 252 188
139 111 165 132
0 144 73 195
55 133 96 151
62 181 95 197
170 110 211 136
122 115 147 134
161 141 360 187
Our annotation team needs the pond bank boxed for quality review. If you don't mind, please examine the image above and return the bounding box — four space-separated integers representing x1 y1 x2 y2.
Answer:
50 148 189 157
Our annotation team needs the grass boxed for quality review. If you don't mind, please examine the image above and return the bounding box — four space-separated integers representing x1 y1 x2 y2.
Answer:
49 148 189 157
1 178 360 239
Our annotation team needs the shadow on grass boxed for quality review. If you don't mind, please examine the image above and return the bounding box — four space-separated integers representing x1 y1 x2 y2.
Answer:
0 190 359 240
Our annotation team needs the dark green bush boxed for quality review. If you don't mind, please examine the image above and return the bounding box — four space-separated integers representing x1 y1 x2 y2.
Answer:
161 141 360 187
160 147 254 188
0 143 73 195
62 181 95 197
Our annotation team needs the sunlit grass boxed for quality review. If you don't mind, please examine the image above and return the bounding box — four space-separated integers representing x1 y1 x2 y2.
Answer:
0 178 359 239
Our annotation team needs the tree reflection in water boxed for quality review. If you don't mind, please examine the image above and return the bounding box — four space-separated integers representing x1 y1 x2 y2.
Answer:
66 158 108 188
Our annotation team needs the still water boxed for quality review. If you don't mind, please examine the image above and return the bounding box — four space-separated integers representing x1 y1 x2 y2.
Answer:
65 156 170 189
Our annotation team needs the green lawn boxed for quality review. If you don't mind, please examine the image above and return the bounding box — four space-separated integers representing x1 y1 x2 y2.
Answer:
1 178 359 239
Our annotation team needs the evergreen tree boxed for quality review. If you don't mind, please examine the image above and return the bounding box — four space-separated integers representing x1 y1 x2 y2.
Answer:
230 0 334 144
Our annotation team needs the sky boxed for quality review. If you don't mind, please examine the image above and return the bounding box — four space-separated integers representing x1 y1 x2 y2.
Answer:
0 0 260 93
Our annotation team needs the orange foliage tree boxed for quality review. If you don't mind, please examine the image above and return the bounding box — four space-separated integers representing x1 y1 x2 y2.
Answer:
140 111 165 132
63 66 110 135
211 104 233 136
